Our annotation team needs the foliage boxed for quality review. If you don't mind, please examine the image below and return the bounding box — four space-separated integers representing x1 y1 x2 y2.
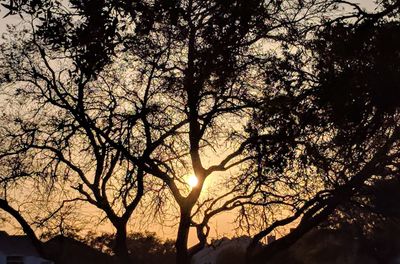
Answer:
0 1 400 264
269 177 400 264
84 232 175 264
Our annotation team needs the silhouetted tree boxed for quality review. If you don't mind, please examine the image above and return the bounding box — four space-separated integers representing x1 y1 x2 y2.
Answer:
84 232 175 264
245 5 400 263
322 177 400 263
0 3 145 260
1 1 400 264
262 177 400 264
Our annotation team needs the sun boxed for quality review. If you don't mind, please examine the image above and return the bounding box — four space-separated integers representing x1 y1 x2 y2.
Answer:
187 174 198 188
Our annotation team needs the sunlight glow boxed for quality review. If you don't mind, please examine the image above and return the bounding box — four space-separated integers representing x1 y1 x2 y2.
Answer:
188 174 198 188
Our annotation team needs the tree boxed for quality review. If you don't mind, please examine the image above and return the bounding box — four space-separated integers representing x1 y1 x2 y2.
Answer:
1 1 400 264
262 177 400 264
85 232 175 264
244 5 400 263
0 4 145 261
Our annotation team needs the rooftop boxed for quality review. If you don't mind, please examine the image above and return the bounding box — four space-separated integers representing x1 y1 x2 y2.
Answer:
0 231 39 256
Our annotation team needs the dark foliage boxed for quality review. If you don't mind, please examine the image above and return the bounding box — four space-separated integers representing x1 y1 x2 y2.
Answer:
84 232 175 264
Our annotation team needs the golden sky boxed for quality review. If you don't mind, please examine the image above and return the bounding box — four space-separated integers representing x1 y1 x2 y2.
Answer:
0 0 380 247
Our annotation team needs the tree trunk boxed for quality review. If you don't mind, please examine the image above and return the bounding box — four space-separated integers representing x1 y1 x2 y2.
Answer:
114 223 132 264
247 205 335 264
176 209 191 264
0 199 46 258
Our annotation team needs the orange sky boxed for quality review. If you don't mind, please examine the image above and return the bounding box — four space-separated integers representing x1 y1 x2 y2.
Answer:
0 0 380 246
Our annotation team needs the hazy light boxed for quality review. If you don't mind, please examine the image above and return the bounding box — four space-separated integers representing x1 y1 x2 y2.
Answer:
188 174 198 188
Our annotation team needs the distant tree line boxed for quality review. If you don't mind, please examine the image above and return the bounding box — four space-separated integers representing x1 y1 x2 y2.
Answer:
81 232 175 264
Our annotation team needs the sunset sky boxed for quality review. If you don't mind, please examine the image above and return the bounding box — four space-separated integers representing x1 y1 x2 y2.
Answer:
0 0 382 248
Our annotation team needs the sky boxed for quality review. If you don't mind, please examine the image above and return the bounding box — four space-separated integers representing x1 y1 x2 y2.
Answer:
0 0 382 246
0 0 378 35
